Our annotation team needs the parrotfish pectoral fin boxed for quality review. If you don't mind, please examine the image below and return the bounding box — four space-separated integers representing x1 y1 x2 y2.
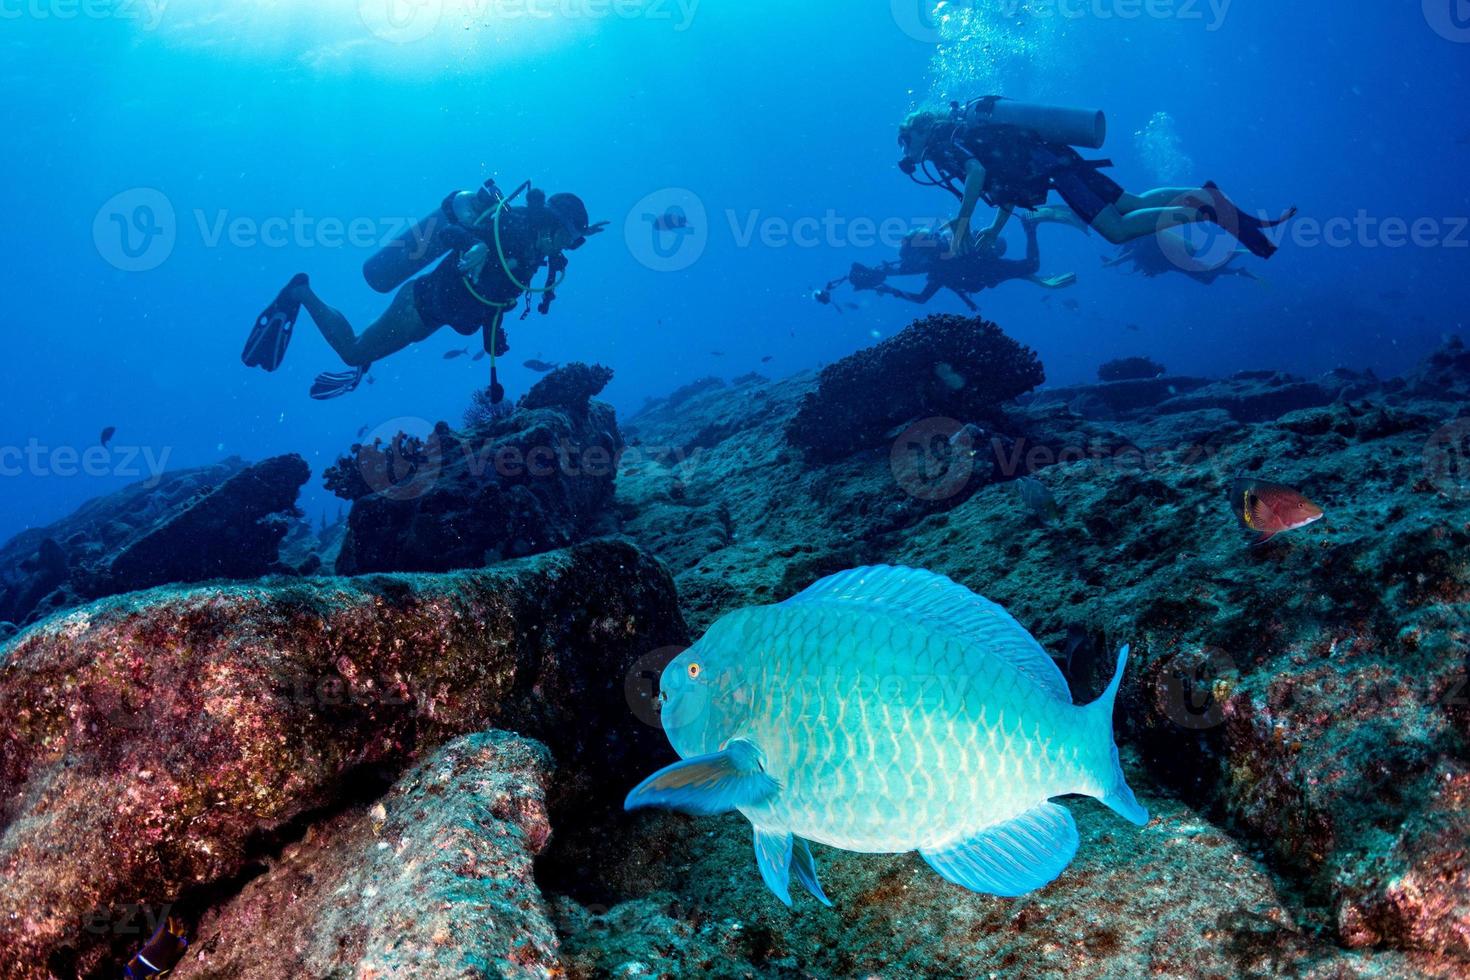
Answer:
754 828 794 907
919 802 1079 898
791 837 833 907
623 738 778 816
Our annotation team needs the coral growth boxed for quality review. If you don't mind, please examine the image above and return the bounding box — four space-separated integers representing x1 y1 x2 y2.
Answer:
519 361 615 415
786 313 1044 461
1098 356 1167 382
463 385 516 429
324 387 622 574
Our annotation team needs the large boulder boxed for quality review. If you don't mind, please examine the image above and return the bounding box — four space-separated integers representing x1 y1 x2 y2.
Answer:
327 369 622 575
176 731 560 979
0 455 309 628
786 313 1044 462
0 539 685 978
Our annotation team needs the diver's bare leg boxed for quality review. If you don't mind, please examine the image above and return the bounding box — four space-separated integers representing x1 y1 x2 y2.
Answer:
296 282 436 368
1090 204 1207 245
1116 188 1201 211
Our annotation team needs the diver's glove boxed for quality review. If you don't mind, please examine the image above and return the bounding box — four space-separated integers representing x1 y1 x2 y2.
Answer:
457 242 490 278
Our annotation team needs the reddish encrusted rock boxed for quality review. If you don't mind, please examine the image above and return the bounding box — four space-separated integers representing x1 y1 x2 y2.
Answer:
175 731 559 979
1335 763 1470 958
786 313 1044 462
0 539 685 979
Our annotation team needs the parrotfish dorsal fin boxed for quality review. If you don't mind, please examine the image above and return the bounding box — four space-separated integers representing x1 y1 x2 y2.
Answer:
784 566 1071 703
920 802 1080 897
624 738 777 816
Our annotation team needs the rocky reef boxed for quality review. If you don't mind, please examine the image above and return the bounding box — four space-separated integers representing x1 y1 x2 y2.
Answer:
1 320 1468 978
786 313 1044 461
326 363 622 574
606 334 1470 976
0 540 684 978
0 455 308 630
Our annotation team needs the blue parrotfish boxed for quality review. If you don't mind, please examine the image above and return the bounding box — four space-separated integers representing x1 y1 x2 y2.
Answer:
625 565 1149 906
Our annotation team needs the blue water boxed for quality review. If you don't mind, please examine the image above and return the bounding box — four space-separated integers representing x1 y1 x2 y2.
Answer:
3 2 1466 539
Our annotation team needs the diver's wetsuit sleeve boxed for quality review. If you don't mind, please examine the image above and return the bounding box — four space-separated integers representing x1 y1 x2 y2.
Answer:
433 217 485 255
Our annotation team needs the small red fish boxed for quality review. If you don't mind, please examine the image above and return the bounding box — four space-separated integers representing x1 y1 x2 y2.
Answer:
1231 477 1323 545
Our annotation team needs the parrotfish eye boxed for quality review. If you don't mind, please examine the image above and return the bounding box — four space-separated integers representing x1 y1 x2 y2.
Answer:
687 662 702 680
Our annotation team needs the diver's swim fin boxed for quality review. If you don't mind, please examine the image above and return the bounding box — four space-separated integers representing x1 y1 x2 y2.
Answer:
310 365 368 401
244 273 309 371
1197 183 1296 260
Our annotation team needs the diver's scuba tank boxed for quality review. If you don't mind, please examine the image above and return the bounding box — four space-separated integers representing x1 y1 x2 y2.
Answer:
964 97 1107 150
363 179 504 294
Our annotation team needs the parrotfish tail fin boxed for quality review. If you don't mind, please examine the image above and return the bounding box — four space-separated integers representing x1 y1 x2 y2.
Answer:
1088 644 1150 826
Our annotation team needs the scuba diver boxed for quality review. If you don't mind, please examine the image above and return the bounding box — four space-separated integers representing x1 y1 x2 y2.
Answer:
1103 229 1261 285
898 96 1296 260
816 211 1077 312
243 180 605 401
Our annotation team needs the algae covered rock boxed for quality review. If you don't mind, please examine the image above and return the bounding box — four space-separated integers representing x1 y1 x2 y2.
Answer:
0 539 685 979
175 731 559 979
786 313 1044 461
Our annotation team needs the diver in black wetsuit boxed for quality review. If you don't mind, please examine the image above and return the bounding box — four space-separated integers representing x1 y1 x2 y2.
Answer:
1103 230 1260 285
898 97 1296 260
243 181 605 401
817 213 1076 311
